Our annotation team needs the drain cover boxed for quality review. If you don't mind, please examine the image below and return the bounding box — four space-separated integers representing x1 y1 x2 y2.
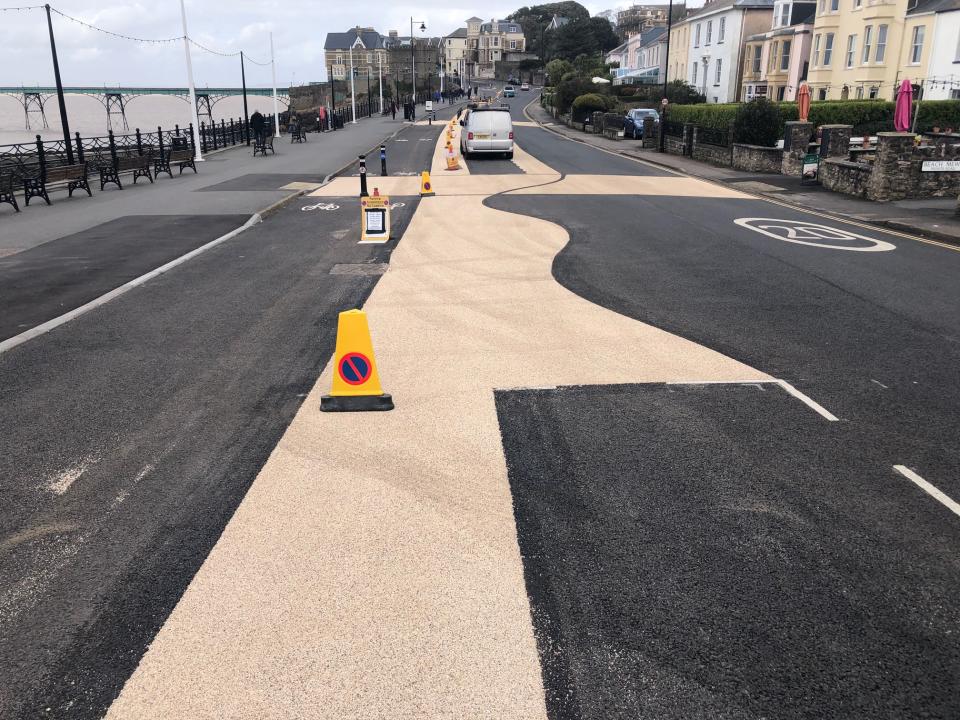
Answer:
329 263 389 276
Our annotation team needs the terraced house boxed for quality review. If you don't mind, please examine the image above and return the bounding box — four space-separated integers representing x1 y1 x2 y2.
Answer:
804 0 957 100
323 27 388 80
741 1 817 101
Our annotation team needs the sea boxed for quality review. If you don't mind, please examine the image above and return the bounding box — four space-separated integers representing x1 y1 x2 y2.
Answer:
0 93 280 147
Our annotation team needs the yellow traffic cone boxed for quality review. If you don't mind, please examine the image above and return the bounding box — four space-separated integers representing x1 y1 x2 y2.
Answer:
420 170 435 197
320 309 393 412
445 143 460 171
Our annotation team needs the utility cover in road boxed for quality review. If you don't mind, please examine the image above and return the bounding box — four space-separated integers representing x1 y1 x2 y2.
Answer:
735 218 896 252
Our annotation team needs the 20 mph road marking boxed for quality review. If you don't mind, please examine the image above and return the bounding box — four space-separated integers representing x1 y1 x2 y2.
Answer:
735 218 896 252
893 465 960 517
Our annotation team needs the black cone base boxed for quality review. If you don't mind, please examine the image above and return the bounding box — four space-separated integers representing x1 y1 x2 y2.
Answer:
320 393 394 412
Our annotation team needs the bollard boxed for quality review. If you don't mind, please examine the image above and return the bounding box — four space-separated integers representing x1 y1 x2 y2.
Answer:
380 144 387 176
359 154 368 197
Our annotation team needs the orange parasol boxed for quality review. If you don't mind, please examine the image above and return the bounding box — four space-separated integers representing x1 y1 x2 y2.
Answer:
797 83 811 122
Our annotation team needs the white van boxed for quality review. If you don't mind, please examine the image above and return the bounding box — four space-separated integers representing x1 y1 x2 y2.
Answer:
460 108 514 159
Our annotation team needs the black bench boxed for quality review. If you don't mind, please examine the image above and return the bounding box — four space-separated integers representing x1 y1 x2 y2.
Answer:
99 152 154 190
253 135 275 156
154 148 197 178
290 125 307 143
0 170 18 212
23 162 91 206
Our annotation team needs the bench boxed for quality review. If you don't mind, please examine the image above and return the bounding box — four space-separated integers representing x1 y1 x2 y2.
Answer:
154 148 197 178
0 170 18 212
290 125 307 143
99 152 154 190
23 162 91 206
253 135 275 156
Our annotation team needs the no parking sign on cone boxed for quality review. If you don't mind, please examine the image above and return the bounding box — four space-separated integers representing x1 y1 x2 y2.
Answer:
320 309 393 412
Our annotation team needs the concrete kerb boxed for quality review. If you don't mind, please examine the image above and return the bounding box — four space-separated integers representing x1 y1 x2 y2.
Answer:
523 98 960 251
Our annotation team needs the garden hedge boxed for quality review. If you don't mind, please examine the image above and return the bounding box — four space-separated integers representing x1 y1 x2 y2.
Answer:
666 100 960 137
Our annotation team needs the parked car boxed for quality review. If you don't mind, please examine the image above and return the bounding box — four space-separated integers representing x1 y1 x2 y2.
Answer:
460 107 514 159
520 83 530 91
623 108 660 139
504 85 516 97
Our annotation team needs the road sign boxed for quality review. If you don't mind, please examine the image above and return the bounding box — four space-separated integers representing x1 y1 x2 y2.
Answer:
360 192 391 243
734 218 896 252
338 352 372 385
426 100 433 112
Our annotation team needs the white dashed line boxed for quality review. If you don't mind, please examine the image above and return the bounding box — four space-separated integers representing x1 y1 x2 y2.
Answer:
665 379 839 422
893 465 960 517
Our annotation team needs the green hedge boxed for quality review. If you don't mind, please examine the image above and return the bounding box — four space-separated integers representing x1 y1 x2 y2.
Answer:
666 100 960 136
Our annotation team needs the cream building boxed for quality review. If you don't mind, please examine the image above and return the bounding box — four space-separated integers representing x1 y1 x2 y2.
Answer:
668 19 693 82
323 27 388 81
469 19 526 78
805 0 941 100
443 28 469 81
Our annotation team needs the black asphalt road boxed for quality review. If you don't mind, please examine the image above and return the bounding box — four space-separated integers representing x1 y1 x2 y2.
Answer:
0 148 428 717
487 96 960 719
496 383 959 720
0 214 246 341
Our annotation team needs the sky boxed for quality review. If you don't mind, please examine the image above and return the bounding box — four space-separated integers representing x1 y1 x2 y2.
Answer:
0 0 699 87
0 1 699 89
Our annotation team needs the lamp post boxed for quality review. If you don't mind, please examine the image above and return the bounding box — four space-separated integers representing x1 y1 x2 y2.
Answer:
658 0 674 153
349 41 357 123
43 4 72 164
178 0 203 162
411 18 426 104
378 51 384 114
270 32 279 137
240 51 250 145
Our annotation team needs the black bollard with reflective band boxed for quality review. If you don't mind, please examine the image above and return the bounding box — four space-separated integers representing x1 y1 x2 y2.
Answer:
359 155 368 197
380 144 387 176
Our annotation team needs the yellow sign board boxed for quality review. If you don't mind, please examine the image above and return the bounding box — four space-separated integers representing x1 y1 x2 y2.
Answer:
360 193 390 243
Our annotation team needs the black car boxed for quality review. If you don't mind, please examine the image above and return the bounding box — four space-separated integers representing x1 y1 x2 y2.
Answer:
623 108 660 139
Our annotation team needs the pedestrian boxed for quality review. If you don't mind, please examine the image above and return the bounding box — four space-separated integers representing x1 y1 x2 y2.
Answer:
391 101 396 120
250 110 265 145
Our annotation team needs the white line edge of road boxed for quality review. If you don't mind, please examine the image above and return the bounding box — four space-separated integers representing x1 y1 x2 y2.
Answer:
0 214 263 356
893 465 960 517
665 379 839 422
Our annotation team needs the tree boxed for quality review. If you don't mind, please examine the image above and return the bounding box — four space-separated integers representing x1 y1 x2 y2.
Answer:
507 2 591 59
545 58 573 85
588 16 619 53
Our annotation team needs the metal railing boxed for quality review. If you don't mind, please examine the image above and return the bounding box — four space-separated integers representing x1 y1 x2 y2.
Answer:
697 126 730 147
662 120 685 138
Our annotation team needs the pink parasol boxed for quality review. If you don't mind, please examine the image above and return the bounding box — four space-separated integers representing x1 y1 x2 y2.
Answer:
797 83 811 122
894 79 913 132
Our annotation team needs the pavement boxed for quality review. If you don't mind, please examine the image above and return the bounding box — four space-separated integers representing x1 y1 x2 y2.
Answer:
2 91 958 719
528 102 960 245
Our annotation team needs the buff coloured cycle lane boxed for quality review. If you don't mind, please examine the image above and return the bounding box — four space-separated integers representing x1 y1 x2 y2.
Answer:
483 99 960 719
103 102 778 719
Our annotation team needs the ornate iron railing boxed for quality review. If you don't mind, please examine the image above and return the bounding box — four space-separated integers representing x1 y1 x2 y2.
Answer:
662 120 685 138
697 126 730 147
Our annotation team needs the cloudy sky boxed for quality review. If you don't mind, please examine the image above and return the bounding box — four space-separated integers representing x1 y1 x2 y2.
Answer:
0 1 683 89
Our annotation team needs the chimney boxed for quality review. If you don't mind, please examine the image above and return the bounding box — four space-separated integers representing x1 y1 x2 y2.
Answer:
389 30 398 38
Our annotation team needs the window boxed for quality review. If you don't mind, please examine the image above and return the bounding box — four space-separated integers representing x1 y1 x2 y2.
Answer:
875 24 887 62
781 40 791 71
777 85 786 100
855 86 863 99
715 58 722 84
956 30 960 61
753 45 762 73
869 86 879 98
952 89 960 99
336 54 343 65
776 3 790 27
769 41 778 72
706 20 712 45
830 0 838 10
510 39 517 49
695 23 701 47
692 62 698 84
854 0 861 6
823 33 834 65
846 35 856 68
813 34 821 66
493 36 499 47
862 25 872 63
910 25 924 64
818 87 827 100
719 18 725 42
366 53 372 64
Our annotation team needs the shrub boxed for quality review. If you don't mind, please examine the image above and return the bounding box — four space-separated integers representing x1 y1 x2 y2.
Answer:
733 98 783 147
555 77 597 113
572 93 611 121
545 59 573 85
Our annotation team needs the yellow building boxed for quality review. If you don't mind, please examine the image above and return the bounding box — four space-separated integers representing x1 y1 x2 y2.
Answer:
805 0 934 101
667 19 692 82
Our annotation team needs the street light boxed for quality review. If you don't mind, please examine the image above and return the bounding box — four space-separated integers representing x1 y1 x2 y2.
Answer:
659 0 674 153
411 18 427 104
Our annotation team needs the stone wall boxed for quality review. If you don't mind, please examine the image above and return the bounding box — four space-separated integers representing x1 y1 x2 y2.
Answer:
691 127 732 166
732 144 784 174
782 121 814 176
819 159 873 198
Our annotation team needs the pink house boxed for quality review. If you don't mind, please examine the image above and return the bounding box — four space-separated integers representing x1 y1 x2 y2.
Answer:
741 0 816 101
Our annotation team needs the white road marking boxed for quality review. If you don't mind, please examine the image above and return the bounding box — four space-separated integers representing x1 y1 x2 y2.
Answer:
665 379 838 421
301 202 340 212
734 218 896 252
45 460 91 496
0 215 262 356
893 465 960 517
871 379 889 389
